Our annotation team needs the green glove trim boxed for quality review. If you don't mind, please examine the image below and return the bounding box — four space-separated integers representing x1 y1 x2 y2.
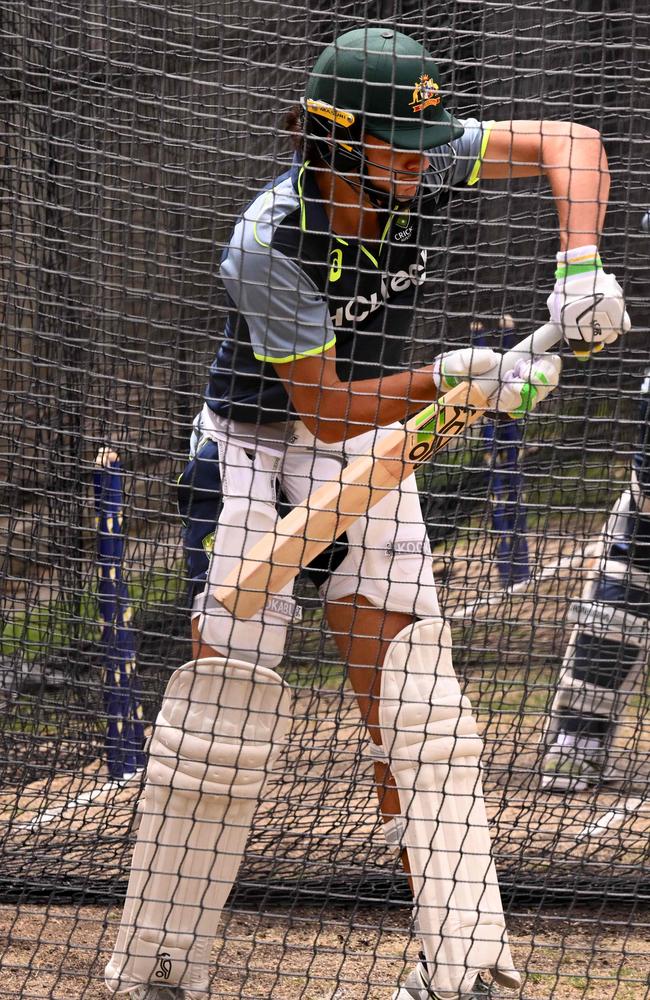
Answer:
555 254 602 280
509 370 550 417
440 362 461 389
510 381 538 418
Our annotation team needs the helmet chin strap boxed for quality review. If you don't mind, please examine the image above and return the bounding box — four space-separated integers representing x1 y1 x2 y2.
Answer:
332 142 417 212
307 122 420 212
340 170 396 211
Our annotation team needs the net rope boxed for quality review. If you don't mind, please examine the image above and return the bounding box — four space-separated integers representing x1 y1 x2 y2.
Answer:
0 3 649 997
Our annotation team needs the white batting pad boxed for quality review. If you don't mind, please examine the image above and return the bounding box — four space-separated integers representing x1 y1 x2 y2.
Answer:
105 657 292 994
550 489 650 733
379 619 520 995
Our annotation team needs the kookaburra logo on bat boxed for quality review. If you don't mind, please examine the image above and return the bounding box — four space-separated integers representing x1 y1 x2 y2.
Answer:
407 404 467 465
155 952 172 980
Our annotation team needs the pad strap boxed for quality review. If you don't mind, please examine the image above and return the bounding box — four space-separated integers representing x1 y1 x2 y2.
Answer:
383 814 407 851
569 598 650 647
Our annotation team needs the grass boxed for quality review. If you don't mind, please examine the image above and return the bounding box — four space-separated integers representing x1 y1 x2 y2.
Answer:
5 444 646 743
0 564 185 664
1 593 102 662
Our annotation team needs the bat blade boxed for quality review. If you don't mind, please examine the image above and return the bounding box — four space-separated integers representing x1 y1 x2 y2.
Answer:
213 380 484 618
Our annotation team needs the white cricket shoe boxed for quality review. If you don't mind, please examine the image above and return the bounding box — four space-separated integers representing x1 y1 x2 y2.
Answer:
129 986 205 1000
392 956 493 999
541 739 605 793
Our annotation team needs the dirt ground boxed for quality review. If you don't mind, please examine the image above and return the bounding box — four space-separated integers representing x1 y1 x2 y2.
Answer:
0 903 648 1000
2 515 648 1000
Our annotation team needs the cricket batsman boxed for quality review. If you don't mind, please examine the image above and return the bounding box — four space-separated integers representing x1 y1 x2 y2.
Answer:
105 26 629 999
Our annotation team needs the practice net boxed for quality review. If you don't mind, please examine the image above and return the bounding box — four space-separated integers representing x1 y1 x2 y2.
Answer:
1 1 649 998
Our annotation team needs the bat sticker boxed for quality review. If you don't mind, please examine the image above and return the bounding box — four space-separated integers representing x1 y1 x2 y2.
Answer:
409 403 468 464
408 438 436 463
435 404 468 440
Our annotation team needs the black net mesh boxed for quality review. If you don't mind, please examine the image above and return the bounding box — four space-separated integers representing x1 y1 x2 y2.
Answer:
1 2 649 998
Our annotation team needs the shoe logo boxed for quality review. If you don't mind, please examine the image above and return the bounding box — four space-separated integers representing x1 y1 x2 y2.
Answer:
154 952 172 980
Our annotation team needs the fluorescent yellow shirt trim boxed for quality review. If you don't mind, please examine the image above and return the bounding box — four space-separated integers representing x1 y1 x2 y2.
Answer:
252 192 273 247
466 120 496 187
253 335 337 364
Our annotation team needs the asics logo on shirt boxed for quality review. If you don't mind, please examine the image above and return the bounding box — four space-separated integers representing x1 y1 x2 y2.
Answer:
331 250 428 327
329 248 343 282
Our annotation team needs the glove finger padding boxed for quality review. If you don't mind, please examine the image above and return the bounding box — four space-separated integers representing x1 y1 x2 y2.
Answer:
490 354 562 417
432 347 500 393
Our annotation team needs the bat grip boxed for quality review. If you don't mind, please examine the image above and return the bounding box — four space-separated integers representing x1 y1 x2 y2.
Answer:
478 322 563 401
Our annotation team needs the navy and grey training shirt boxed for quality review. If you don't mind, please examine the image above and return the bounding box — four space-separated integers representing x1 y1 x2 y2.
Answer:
206 117 494 424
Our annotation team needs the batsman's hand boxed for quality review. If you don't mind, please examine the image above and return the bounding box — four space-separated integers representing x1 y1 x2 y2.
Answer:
547 245 630 358
433 346 500 393
489 354 562 418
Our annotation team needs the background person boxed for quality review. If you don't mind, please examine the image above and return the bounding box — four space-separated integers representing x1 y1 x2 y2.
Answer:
542 369 649 794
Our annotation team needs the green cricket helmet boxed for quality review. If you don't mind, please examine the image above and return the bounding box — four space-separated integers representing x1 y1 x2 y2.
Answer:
303 27 463 205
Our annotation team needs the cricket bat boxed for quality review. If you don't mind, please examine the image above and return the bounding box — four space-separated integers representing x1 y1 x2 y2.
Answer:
214 322 562 619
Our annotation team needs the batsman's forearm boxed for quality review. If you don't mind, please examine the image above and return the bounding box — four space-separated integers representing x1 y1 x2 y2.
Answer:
216 322 563 619
481 121 609 251
542 124 610 251
291 365 438 444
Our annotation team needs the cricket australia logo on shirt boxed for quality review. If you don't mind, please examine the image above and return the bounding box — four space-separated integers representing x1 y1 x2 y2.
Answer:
331 249 427 327
393 211 413 242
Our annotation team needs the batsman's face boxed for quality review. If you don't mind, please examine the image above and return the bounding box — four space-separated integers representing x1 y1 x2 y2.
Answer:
363 134 429 202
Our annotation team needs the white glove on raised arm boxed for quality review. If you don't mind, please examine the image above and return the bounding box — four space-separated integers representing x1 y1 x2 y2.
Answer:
547 245 630 357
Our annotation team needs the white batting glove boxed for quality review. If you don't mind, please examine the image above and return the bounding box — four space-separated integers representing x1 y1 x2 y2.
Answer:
432 347 500 393
489 354 562 418
547 245 630 358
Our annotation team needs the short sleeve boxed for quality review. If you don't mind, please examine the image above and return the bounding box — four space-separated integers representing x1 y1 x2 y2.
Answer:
220 241 336 364
425 117 496 190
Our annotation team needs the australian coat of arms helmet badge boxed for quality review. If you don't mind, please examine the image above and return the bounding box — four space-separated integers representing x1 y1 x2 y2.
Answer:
409 74 441 113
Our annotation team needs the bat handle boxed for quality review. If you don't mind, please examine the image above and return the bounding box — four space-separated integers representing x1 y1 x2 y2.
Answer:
479 322 563 401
